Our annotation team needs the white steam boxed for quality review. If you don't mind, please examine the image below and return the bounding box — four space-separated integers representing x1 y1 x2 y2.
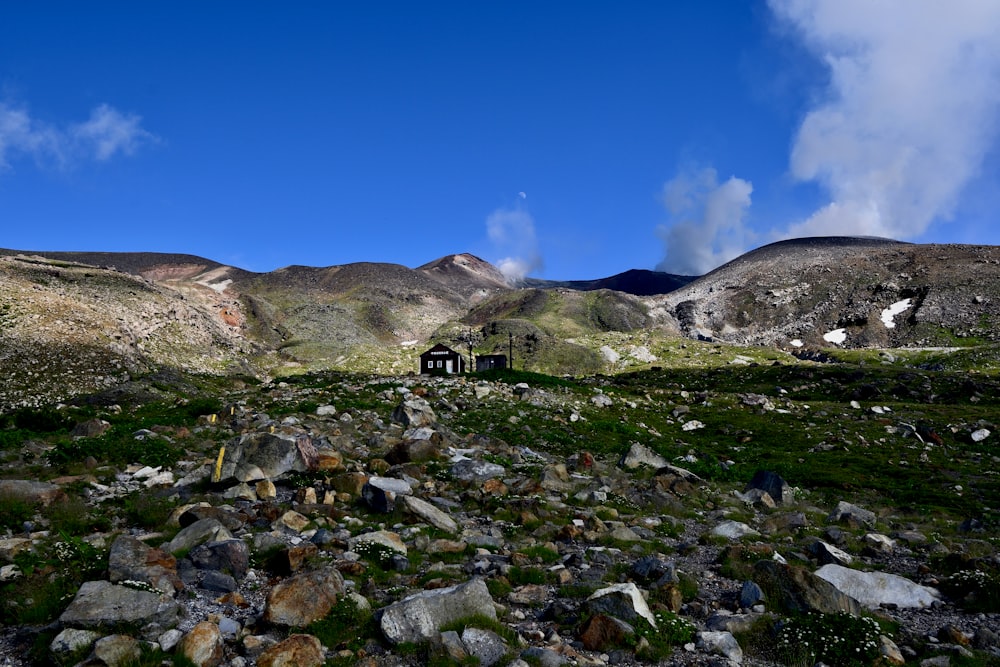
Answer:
657 1 1000 274
773 0 1000 239
0 101 157 171
656 168 753 275
486 204 543 283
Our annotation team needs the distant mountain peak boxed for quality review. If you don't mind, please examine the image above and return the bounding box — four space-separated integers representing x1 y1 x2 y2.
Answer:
417 253 509 290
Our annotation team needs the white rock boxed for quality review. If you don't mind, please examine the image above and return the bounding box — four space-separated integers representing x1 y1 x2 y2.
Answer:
587 582 658 629
712 521 759 540
971 428 991 442
681 420 705 431
815 564 941 609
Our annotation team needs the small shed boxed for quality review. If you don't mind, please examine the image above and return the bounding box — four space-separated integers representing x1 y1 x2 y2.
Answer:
420 343 466 374
475 354 508 372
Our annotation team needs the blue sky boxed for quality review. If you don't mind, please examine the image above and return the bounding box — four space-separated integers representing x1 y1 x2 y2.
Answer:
2 2 999 280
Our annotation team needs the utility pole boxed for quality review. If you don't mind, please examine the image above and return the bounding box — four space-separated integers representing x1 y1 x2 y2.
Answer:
508 332 513 370
467 328 473 373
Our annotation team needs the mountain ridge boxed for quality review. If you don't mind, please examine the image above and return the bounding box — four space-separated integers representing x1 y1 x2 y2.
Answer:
2 237 1000 409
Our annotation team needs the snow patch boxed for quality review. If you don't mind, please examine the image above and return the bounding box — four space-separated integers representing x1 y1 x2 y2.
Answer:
823 329 847 345
400 340 419 347
880 298 913 329
790 339 804 348
198 278 232 294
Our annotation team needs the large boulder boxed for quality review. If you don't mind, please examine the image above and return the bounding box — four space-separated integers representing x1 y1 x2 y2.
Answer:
752 561 862 615
0 479 66 506
59 580 182 633
815 564 941 609
391 396 437 428
187 539 250 579
400 495 458 533
263 567 345 627
745 470 793 505
380 578 496 644
257 634 325 667
178 621 224 667
217 431 316 483
160 518 233 556
108 535 182 595
620 443 668 470
585 583 657 629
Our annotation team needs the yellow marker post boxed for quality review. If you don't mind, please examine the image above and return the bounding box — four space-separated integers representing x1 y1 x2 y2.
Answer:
212 446 226 483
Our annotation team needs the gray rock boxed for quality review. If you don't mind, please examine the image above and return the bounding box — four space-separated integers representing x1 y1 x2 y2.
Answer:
200 570 238 592
451 458 506 482
380 578 496 644
391 396 437 428
620 442 669 470
462 627 508 667
93 634 142 666
521 647 569 666
187 539 250 579
0 479 65 506
738 581 765 609
400 494 458 533
585 582 657 629
108 534 182 595
697 631 744 664
752 561 862 615
367 476 414 494
50 628 101 658
630 556 676 584
828 500 877 528
591 393 613 408
161 519 234 556
59 580 182 632
217 431 316 483
810 539 854 566
712 520 760 540
815 564 941 609
745 470 793 505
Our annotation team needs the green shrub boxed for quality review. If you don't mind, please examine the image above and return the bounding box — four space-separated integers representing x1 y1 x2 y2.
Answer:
774 612 883 667
118 492 176 531
305 595 375 651
939 569 1000 613
0 492 36 531
508 566 547 586
45 495 109 534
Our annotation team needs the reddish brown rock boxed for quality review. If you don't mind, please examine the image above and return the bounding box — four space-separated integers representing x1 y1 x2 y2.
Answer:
257 634 325 667
179 622 224 667
263 567 345 627
579 613 633 651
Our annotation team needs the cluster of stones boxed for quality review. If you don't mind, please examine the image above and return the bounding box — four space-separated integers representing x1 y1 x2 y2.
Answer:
0 376 998 667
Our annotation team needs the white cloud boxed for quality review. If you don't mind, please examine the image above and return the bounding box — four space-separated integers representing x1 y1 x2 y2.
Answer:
0 101 156 171
71 103 156 161
486 205 543 282
770 0 1000 240
656 167 753 275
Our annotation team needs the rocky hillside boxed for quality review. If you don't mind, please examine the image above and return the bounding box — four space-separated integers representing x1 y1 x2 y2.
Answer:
3 238 1000 412
653 238 1000 349
0 360 997 667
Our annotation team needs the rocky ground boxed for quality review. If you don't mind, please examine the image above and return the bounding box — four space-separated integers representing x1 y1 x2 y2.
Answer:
0 368 998 667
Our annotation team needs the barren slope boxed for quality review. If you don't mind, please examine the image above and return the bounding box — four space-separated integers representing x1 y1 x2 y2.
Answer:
653 237 1000 348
